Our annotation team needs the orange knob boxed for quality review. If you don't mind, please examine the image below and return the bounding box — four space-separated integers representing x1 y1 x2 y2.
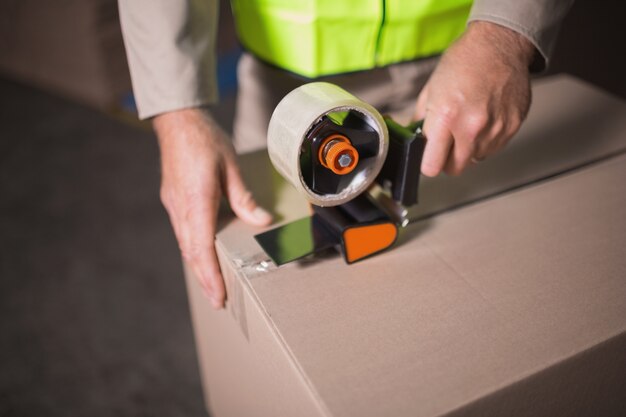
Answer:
318 134 359 175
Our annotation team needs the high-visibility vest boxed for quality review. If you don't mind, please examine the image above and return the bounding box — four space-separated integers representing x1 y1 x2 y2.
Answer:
231 0 473 78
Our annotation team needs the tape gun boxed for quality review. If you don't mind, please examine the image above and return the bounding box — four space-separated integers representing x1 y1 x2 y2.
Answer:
255 82 426 265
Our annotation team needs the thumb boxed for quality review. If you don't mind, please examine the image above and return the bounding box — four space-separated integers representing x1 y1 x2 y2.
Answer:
223 159 273 226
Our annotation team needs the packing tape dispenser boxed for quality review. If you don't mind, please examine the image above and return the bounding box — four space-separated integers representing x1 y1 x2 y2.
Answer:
255 82 426 265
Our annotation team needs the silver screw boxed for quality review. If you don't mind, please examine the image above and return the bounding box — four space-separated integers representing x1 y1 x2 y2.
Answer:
338 153 353 168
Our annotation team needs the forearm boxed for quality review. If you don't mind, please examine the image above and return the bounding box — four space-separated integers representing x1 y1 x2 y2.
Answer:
118 0 219 119
464 21 536 71
468 0 576 71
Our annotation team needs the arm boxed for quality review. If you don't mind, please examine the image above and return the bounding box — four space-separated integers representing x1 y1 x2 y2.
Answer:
118 0 271 308
468 0 576 72
415 0 575 177
118 0 219 118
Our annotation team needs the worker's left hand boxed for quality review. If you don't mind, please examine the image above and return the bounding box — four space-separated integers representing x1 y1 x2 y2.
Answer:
415 21 536 176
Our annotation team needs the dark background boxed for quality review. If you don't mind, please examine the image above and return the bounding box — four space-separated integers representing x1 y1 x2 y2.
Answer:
0 1 624 416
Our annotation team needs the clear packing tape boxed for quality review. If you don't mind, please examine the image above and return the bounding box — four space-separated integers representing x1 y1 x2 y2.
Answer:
267 82 389 206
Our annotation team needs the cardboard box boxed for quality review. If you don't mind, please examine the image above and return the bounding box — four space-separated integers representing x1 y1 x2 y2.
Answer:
185 76 626 417
0 0 131 109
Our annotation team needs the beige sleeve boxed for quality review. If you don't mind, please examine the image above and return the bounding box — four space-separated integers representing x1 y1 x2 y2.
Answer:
468 0 575 71
118 0 219 119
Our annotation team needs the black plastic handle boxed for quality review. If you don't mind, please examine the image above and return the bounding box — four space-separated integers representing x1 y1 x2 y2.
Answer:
376 118 427 206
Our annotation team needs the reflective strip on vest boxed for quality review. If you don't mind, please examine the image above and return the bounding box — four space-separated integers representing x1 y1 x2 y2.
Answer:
231 0 473 78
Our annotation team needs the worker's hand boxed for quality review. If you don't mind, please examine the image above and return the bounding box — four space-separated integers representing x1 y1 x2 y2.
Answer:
153 108 272 309
415 21 536 176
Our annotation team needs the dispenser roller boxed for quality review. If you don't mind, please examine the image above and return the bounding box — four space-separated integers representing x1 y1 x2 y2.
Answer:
267 82 389 207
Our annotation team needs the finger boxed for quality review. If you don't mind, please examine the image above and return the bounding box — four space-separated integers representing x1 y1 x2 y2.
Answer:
414 84 429 121
473 138 495 162
182 195 226 309
444 133 476 175
494 112 524 152
446 109 492 172
189 241 225 309
484 129 509 157
472 118 503 161
160 191 197 278
161 195 185 249
477 114 519 159
421 112 454 177
224 158 272 226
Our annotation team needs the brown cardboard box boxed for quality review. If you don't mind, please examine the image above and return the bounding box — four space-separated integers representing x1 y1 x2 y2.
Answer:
185 76 626 417
0 0 131 109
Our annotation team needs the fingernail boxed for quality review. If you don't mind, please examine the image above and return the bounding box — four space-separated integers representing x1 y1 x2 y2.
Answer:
252 207 272 223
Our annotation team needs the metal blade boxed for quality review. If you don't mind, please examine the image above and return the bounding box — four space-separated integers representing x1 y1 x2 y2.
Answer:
367 184 411 227
254 216 338 265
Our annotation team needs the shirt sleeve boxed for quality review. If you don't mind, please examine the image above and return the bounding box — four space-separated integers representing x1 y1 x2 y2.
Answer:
118 0 219 119
468 0 575 72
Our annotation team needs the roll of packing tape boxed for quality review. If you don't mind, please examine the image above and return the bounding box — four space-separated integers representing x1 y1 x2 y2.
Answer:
268 82 389 206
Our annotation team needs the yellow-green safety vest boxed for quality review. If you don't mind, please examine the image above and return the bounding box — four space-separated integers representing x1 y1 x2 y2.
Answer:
231 0 473 78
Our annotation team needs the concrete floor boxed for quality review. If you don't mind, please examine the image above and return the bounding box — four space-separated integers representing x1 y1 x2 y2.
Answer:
0 78 208 416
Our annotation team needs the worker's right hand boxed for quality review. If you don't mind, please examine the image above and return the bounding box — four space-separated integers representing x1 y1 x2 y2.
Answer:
153 108 272 309
414 21 534 177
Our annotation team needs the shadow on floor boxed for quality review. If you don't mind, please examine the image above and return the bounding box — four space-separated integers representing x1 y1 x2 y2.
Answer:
0 78 208 416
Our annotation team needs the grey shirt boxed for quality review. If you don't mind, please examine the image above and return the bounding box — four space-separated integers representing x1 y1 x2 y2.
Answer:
118 0 574 119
